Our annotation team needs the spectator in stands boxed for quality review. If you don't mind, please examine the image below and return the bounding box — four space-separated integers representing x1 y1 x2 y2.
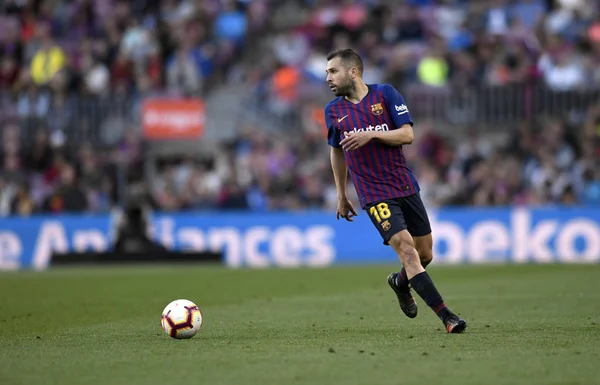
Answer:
166 48 202 96
539 50 585 91
42 163 87 213
0 55 19 88
29 23 66 86
417 44 449 87
1 0 599 215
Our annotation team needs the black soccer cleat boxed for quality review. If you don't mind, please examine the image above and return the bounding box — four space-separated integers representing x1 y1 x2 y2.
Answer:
387 272 418 318
444 313 467 334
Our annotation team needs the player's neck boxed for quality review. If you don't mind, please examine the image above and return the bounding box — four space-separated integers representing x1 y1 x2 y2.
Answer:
344 82 369 104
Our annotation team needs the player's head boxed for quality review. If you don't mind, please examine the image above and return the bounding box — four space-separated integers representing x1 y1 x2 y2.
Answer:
325 48 364 97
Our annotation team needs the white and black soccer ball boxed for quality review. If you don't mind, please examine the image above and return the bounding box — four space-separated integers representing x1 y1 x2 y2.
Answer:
160 299 203 339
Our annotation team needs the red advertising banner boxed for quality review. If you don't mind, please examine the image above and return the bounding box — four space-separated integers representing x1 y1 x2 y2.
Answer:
142 99 205 140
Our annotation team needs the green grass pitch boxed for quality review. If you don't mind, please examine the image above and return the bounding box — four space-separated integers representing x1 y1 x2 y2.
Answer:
1 264 599 385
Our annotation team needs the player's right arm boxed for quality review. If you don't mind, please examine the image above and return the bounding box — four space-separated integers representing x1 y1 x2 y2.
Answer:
330 146 348 198
326 104 357 221
330 146 357 221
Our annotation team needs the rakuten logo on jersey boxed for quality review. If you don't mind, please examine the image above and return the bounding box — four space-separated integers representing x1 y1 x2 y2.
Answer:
343 123 389 138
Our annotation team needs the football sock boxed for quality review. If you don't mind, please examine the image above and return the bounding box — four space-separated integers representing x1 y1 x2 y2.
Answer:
409 271 450 321
396 258 431 290
396 268 409 289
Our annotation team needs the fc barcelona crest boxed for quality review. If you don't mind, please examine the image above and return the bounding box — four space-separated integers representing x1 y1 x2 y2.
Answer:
371 103 383 115
381 220 391 231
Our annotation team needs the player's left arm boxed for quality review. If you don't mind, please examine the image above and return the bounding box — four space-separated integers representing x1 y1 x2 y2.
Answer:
371 123 414 146
341 123 413 151
375 84 415 146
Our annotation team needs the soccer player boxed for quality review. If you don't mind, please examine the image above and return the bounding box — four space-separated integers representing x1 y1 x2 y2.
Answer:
324 49 467 333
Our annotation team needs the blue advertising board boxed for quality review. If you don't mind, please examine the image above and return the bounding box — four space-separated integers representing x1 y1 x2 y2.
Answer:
0 207 599 270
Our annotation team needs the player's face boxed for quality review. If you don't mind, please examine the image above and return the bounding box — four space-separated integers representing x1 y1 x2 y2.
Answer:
326 58 354 97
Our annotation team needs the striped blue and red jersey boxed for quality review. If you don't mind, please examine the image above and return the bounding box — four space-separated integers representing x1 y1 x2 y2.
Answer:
325 84 419 208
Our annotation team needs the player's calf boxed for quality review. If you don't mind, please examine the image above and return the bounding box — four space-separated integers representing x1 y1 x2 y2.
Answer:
396 243 431 291
418 249 432 268
413 233 433 268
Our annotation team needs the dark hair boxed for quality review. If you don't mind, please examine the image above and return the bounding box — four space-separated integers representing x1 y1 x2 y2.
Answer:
326 48 363 76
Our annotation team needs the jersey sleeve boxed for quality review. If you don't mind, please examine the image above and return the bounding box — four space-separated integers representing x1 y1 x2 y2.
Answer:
382 84 414 128
325 105 341 148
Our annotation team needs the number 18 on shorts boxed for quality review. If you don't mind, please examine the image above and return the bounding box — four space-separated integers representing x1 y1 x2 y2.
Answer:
365 194 432 245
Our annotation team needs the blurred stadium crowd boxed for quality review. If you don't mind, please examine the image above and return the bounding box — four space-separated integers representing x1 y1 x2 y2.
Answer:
1 0 600 216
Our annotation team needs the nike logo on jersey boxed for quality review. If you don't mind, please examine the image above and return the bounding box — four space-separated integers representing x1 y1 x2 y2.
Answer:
338 115 348 123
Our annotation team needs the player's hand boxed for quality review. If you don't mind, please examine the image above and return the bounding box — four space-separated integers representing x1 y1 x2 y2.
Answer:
336 198 358 222
340 131 374 151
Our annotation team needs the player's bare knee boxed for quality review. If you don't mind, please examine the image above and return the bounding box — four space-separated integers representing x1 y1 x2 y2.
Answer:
389 231 412 250
390 231 420 266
